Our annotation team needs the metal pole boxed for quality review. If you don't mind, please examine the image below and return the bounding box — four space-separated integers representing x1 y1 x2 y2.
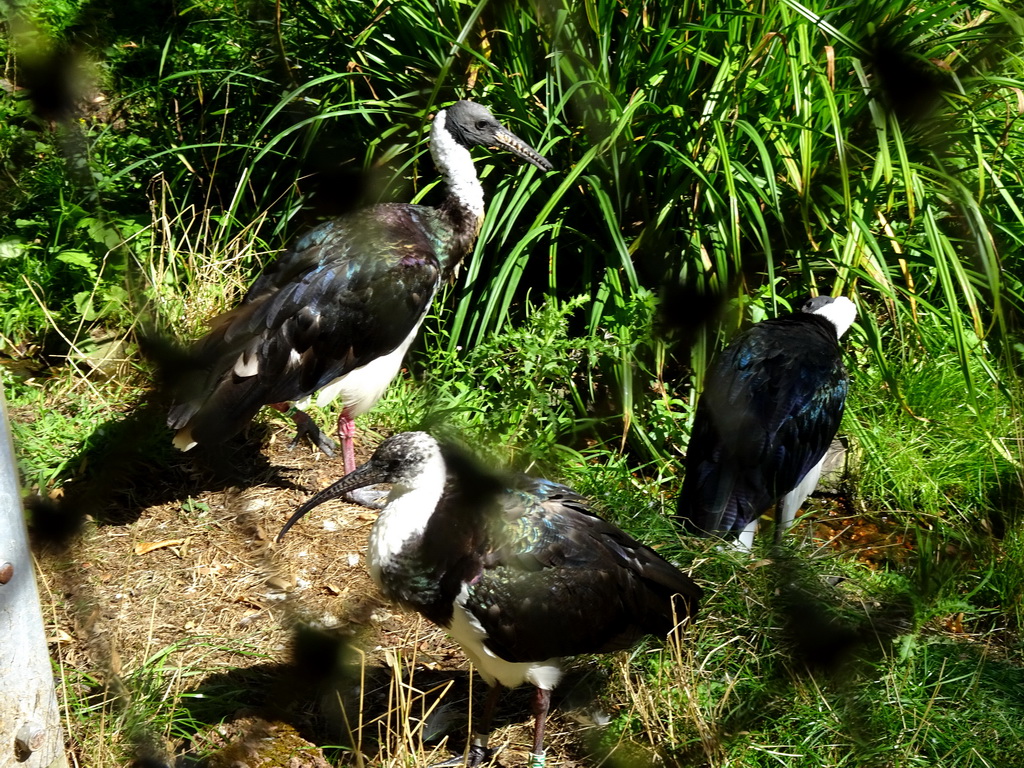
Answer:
0 390 68 768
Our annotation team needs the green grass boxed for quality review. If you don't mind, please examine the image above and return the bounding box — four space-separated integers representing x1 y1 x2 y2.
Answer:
602 540 1024 768
846 313 1023 536
369 294 641 472
706 517 1014 763
5 0 1024 765
57 635 275 766
5 0 1024 458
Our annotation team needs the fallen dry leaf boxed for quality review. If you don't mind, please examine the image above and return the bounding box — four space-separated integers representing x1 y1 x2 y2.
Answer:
944 612 966 634
196 562 234 577
234 595 264 610
265 575 292 590
134 539 186 555
47 629 74 644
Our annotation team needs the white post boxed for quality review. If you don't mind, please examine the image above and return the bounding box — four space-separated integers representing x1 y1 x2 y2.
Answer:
0 391 68 768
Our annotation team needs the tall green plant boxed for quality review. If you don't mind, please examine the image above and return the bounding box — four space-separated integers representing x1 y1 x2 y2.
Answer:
4 0 1024 476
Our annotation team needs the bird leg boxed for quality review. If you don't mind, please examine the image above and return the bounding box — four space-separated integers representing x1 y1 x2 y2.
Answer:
337 410 358 474
471 683 502 764
735 518 757 552
529 687 551 767
776 455 827 543
271 404 337 456
335 410 392 509
430 682 502 768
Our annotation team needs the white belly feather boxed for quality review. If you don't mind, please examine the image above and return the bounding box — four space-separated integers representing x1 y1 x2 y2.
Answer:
448 584 563 691
293 314 427 417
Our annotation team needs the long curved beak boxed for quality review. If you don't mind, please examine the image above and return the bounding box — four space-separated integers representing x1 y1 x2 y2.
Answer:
493 128 553 171
277 461 387 542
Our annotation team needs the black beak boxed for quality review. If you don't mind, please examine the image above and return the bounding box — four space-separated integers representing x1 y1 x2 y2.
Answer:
277 461 387 542
493 128 553 171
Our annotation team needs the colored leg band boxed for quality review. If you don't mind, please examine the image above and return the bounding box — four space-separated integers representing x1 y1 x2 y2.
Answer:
470 732 490 749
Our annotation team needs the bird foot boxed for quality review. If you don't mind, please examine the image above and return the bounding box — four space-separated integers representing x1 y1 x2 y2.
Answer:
429 745 494 767
288 418 338 457
342 484 390 509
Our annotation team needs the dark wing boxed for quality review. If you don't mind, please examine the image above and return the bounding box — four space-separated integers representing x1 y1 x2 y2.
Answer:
463 485 702 663
678 315 847 536
168 204 449 444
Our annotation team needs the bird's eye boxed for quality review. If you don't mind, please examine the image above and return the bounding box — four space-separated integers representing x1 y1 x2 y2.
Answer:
476 120 488 130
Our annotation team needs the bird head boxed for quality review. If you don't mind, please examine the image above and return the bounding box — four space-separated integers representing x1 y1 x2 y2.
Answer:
276 432 444 542
801 295 857 339
440 100 553 171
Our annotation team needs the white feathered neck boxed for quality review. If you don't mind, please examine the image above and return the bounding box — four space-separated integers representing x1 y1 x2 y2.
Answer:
430 109 485 221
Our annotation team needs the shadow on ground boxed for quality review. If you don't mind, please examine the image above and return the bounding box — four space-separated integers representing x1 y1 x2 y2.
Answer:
25 394 315 548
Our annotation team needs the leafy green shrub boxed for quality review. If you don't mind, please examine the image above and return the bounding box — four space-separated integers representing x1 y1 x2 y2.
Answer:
5 0 1024 471
847 314 1020 529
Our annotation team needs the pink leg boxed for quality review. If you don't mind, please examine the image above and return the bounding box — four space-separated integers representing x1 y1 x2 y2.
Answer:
335 409 389 508
337 410 357 474
530 687 551 765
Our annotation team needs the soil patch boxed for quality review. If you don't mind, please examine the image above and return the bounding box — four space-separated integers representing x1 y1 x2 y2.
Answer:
33 425 602 767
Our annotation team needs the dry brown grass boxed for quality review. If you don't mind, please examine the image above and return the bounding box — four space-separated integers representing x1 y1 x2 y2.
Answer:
141 179 274 335
31 422 614 766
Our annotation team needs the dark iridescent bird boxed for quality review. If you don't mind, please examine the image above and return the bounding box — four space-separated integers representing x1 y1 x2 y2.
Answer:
278 432 702 766
677 295 857 549
167 102 552 472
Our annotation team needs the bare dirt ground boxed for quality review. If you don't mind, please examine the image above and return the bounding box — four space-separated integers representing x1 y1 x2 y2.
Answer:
30 417 605 768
